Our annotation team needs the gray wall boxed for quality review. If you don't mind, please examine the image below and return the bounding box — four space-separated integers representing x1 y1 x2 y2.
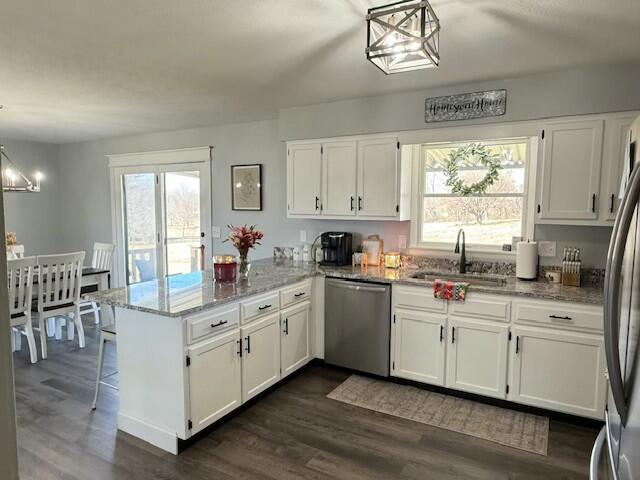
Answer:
47 64 640 268
2 139 64 255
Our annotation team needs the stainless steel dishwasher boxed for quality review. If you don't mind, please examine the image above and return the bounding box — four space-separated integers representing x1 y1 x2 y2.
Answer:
324 278 391 377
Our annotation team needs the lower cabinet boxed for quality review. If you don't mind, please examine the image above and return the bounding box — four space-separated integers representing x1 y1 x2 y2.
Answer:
187 329 242 434
509 326 607 419
280 301 311 378
445 317 509 399
240 313 281 402
392 309 446 386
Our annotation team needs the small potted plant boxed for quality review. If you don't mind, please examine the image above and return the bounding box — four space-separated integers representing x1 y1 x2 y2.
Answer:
224 224 264 279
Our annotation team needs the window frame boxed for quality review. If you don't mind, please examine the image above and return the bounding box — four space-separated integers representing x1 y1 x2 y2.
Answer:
410 136 537 255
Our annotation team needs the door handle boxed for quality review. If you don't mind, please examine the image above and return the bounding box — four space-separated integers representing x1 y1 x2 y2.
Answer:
439 325 444 342
294 292 306 297
358 196 363 211
210 320 228 328
549 315 572 321
592 193 597 213
244 335 251 354
350 196 354 211
515 335 520 354
284 318 289 335
315 196 320 210
610 193 615 213
451 326 455 344
237 338 242 357
605 164 640 427
258 304 272 311
590 426 607 480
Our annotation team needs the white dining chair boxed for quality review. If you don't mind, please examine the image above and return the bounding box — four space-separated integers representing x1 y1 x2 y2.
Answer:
8 256 38 364
80 242 115 324
33 251 86 359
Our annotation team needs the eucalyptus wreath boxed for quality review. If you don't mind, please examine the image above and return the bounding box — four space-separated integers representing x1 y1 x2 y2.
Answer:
443 143 502 196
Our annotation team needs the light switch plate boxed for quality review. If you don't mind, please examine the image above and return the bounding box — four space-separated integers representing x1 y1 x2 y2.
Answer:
538 241 556 257
398 235 407 250
212 226 221 239
299 230 307 242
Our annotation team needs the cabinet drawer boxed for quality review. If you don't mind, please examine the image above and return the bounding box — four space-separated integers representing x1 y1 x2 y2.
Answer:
514 300 603 332
449 293 511 323
393 285 446 313
280 280 313 308
241 292 280 324
187 304 239 344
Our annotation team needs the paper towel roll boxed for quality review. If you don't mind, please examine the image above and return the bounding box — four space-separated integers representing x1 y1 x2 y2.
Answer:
516 241 538 280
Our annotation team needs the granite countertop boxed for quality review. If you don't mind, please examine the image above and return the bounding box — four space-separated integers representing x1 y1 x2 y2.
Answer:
85 258 604 318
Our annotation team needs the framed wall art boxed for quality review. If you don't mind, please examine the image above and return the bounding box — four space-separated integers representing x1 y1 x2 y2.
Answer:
231 164 262 211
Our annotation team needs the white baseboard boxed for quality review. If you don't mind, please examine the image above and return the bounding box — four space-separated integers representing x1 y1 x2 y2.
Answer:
118 412 178 455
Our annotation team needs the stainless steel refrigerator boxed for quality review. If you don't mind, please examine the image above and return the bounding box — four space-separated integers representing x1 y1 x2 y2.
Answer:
591 115 640 480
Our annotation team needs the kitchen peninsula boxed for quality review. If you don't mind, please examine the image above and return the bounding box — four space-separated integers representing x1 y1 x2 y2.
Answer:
87 258 606 454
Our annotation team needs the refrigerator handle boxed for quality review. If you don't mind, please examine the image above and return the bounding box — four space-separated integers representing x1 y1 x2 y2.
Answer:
604 164 640 427
589 425 607 480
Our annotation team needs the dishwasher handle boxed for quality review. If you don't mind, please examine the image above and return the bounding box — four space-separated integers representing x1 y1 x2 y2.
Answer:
326 278 388 293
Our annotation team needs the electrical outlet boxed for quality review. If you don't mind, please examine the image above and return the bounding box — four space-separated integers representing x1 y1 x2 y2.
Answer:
398 235 407 250
538 241 556 257
299 230 307 242
212 226 221 239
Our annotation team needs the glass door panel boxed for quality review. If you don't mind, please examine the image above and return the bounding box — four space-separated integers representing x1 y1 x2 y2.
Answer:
164 171 202 276
123 173 158 284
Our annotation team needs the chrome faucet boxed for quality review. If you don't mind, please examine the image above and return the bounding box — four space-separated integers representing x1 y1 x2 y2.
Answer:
454 228 467 274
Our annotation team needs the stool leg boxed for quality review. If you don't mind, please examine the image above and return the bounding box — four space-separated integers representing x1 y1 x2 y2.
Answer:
92 333 106 410
39 317 48 360
24 318 38 364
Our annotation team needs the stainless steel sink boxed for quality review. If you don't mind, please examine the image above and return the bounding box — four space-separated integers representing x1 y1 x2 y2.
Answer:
410 271 508 287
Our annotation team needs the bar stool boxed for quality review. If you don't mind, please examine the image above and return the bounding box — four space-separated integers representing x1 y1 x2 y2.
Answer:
91 322 117 410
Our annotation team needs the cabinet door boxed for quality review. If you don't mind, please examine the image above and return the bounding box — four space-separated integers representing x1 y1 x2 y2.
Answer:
357 138 399 218
187 330 242 434
241 313 281 402
446 317 509 399
322 141 357 216
391 309 446 386
538 120 604 220
510 326 606 419
287 143 322 215
280 301 311 378
601 116 635 221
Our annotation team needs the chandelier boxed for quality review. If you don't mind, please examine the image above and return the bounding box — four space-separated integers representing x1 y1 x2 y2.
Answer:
1 145 42 193
366 0 440 75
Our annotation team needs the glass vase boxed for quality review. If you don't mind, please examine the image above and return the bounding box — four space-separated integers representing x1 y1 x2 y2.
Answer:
238 251 251 279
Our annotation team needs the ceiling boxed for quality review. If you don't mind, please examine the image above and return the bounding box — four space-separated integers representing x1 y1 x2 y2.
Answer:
1 0 640 144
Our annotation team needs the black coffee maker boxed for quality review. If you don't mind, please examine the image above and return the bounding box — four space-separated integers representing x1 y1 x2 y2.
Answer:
320 232 352 266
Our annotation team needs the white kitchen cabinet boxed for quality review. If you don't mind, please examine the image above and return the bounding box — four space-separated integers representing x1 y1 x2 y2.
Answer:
287 143 322 215
445 317 509 399
322 141 357 216
286 135 410 220
357 137 399 218
240 313 281 402
187 329 242 434
280 301 311 378
601 115 636 221
537 120 604 221
509 326 606 419
391 309 446 386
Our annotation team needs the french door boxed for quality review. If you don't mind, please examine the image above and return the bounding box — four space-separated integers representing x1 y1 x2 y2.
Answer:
114 162 211 285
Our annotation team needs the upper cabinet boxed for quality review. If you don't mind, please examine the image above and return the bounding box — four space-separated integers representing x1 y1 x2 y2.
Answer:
287 143 322 216
601 115 636 222
357 138 400 218
536 113 638 225
322 141 357 216
537 120 604 221
286 135 410 221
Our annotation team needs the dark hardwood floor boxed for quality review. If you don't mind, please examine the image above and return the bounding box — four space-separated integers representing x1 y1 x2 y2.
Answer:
12 317 600 480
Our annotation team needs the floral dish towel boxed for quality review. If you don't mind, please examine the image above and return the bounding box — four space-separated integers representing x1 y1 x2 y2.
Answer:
433 279 469 301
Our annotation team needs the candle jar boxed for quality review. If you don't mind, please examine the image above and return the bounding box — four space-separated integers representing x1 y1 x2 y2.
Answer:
213 255 237 282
